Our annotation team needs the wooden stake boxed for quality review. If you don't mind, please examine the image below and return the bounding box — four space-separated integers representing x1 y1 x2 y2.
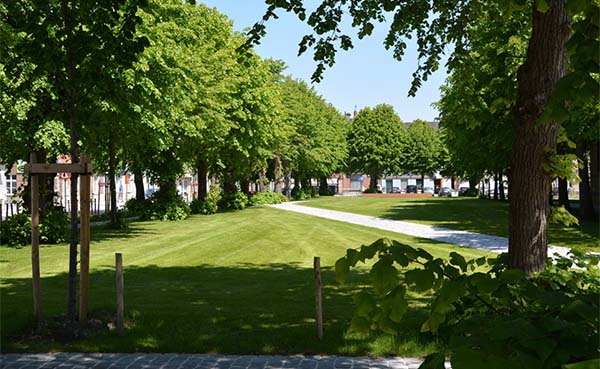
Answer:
79 153 91 324
314 256 323 340
115 253 124 336
30 152 42 322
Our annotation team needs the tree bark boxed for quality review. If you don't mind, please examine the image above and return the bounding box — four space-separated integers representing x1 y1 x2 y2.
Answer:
283 160 292 198
508 0 569 274
108 142 118 226
319 176 329 195
578 142 596 221
240 178 250 195
369 174 379 191
590 141 599 214
558 177 570 210
493 172 498 200
420 174 425 192
499 170 506 201
258 171 266 193
273 155 283 194
61 0 78 321
197 159 208 200
133 167 145 201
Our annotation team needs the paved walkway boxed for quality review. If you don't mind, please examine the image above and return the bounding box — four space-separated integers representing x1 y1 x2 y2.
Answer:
269 202 573 258
0 353 449 369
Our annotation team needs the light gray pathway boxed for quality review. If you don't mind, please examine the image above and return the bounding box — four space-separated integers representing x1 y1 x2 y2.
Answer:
0 353 449 369
269 202 573 258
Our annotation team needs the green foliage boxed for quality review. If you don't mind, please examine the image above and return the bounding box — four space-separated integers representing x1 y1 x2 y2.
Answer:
348 105 405 184
460 188 478 197
191 185 222 215
337 238 600 369
404 120 445 178
0 207 68 246
0 214 30 246
550 206 580 227
142 190 191 221
123 198 147 216
218 191 248 211
249 190 288 206
291 186 315 200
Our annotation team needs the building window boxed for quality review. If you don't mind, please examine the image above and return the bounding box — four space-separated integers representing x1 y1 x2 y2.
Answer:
6 174 17 194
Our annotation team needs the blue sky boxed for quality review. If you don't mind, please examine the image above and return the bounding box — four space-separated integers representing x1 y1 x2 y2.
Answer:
201 1 448 122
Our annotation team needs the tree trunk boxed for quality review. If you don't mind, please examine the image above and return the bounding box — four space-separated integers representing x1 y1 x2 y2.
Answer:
369 174 379 191
133 167 145 201
558 177 570 210
469 178 479 190
197 159 208 200
240 178 250 195
578 142 596 221
499 170 506 201
258 171 266 193
493 172 498 200
108 142 118 226
319 176 329 195
61 0 79 321
508 0 569 274
283 160 292 198
420 174 425 192
273 155 283 194
223 176 237 195
590 141 599 214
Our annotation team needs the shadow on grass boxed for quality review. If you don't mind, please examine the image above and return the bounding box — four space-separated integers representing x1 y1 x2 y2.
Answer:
380 198 510 236
1 264 435 356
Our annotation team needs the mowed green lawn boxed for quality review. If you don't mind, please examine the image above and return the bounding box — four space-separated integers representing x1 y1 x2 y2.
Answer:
1 206 491 355
302 197 600 251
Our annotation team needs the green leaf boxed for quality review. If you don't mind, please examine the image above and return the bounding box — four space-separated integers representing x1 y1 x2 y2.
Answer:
449 252 468 272
405 269 436 292
500 269 526 283
370 256 398 295
536 0 550 13
349 315 371 334
354 292 376 317
388 286 408 322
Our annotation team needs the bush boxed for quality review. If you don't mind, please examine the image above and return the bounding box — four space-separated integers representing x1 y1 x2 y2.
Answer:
1 206 68 246
39 206 69 244
461 188 478 197
336 240 600 369
291 186 315 200
249 190 288 205
142 190 190 221
123 198 147 216
218 191 248 211
191 185 222 215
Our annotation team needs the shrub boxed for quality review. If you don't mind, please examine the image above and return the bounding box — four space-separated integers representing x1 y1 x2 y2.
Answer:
218 191 248 211
291 186 314 200
39 206 69 244
461 188 478 197
0 214 30 246
142 190 190 221
336 239 600 369
123 198 147 216
1 206 68 246
249 190 288 205
191 185 222 215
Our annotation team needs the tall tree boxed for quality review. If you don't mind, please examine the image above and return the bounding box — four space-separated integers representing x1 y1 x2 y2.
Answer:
248 0 599 274
348 105 405 190
404 119 444 188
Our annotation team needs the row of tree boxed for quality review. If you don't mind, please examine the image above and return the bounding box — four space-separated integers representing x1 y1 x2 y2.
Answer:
0 0 349 320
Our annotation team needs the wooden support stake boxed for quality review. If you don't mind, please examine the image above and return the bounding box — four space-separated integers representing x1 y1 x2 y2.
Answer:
79 154 91 324
115 253 124 336
30 153 42 322
314 256 323 340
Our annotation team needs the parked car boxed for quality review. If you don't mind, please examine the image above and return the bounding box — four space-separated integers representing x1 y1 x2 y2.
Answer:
406 185 418 193
439 187 458 197
423 186 434 194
